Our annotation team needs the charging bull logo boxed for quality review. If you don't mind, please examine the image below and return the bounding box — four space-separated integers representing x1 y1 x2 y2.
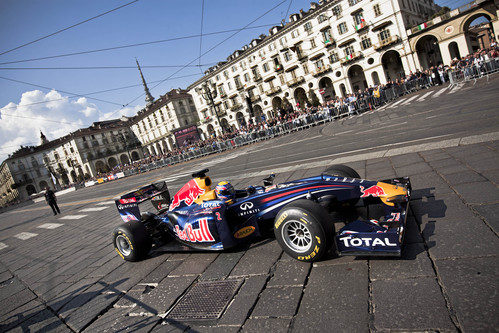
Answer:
170 179 205 210
360 185 386 198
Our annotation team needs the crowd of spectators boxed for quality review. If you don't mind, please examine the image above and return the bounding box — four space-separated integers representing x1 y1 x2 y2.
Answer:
90 45 498 181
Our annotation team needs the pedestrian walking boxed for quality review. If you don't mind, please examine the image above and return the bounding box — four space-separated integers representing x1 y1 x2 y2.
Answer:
44 187 61 215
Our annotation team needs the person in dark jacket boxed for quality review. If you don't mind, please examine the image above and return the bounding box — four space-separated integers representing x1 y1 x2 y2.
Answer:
44 187 60 215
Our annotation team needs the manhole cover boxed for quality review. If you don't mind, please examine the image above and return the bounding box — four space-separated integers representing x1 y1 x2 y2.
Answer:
167 279 242 320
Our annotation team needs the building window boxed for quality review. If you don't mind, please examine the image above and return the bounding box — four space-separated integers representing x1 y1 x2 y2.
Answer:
318 14 327 23
234 76 242 88
279 37 287 47
338 22 348 34
304 22 313 34
291 29 300 38
231 66 236 73
348 0 362 6
314 59 324 69
374 4 382 16
227 82 232 90
284 51 292 62
360 36 372 50
332 5 342 17
344 45 355 57
310 38 317 49
258 84 264 93
353 12 365 26
263 62 270 72
268 43 276 52
378 29 391 42
329 52 339 63
243 73 250 82
223 71 229 79
303 63 309 74
279 75 285 84
322 29 333 43
216 74 220 81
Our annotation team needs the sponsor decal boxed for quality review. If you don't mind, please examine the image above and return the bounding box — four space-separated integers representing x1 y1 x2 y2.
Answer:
119 197 137 204
175 218 214 243
359 185 386 198
264 185 277 192
238 201 260 216
240 202 254 210
201 201 222 209
117 203 138 210
387 212 401 222
339 236 397 247
274 212 288 229
120 212 139 222
234 226 255 239
170 180 206 210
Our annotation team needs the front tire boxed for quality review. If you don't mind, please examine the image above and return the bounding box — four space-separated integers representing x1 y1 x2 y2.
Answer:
274 199 335 262
113 221 152 261
324 164 360 178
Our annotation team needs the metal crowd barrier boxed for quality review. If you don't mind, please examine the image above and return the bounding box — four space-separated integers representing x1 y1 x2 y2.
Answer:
448 57 499 85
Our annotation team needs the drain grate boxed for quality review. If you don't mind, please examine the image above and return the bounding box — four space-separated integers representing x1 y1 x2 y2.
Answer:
167 279 242 320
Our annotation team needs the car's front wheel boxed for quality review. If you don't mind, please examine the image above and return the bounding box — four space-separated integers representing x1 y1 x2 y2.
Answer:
113 221 152 261
274 199 335 262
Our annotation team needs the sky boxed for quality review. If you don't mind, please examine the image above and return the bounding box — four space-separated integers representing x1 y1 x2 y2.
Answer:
0 0 477 161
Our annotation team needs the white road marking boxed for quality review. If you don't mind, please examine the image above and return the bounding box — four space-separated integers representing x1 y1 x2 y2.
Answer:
355 122 408 134
416 91 434 101
96 201 115 205
399 95 420 105
14 232 38 240
0 243 8 250
79 207 107 212
37 223 63 229
426 115 438 119
59 215 87 220
448 83 464 94
389 98 407 108
432 86 449 98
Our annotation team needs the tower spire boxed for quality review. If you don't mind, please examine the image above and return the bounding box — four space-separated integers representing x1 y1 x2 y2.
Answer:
136 58 154 107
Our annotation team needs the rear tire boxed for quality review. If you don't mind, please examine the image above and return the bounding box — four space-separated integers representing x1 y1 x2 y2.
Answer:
274 199 335 262
113 221 152 262
324 164 360 178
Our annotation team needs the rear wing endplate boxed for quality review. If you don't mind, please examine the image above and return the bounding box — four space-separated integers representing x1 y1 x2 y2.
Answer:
115 181 170 222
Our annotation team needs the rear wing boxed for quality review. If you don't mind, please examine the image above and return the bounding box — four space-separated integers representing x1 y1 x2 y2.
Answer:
115 181 170 223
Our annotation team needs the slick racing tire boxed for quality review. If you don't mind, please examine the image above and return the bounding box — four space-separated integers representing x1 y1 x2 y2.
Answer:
274 199 334 262
324 164 361 179
113 221 152 262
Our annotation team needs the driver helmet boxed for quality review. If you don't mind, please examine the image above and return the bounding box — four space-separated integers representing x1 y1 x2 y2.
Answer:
215 181 235 201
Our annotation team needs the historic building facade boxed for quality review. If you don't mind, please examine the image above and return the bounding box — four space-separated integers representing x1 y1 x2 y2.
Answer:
188 0 440 136
130 89 200 155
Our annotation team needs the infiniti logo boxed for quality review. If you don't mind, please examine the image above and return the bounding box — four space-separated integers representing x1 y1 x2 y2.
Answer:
240 202 254 210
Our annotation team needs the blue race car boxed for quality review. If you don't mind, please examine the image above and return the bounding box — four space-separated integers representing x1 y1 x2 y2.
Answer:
113 165 411 262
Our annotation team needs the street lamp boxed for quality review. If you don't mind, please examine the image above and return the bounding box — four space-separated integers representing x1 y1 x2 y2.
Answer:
195 81 226 136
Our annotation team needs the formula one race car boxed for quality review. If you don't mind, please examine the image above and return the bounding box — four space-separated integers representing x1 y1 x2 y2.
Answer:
112 165 411 262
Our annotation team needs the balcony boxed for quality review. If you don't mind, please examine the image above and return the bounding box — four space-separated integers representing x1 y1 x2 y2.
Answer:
323 39 335 48
274 64 283 72
373 35 400 50
297 53 308 62
250 95 261 103
312 65 332 77
265 86 282 96
253 74 262 82
230 103 243 111
354 21 369 32
286 76 305 87
219 92 227 98
201 117 212 124
236 84 244 91
340 51 363 64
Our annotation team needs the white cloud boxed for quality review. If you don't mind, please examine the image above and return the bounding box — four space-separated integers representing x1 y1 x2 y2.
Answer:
0 90 118 162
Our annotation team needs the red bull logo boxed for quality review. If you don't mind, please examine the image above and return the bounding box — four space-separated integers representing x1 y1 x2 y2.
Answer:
170 179 206 210
360 185 386 198
175 218 214 243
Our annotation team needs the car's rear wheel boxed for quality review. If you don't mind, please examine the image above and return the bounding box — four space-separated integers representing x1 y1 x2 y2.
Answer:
324 164 360 178
274 199 335 262
113 221 152 261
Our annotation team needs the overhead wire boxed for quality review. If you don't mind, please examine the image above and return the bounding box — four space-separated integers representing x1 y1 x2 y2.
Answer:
107 0 289 120
198 0 206 74
0 63 217 70
0 24 280 66
0 0 140 56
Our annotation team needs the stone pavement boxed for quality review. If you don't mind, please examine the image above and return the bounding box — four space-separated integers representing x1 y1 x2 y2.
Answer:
0 139 497 332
